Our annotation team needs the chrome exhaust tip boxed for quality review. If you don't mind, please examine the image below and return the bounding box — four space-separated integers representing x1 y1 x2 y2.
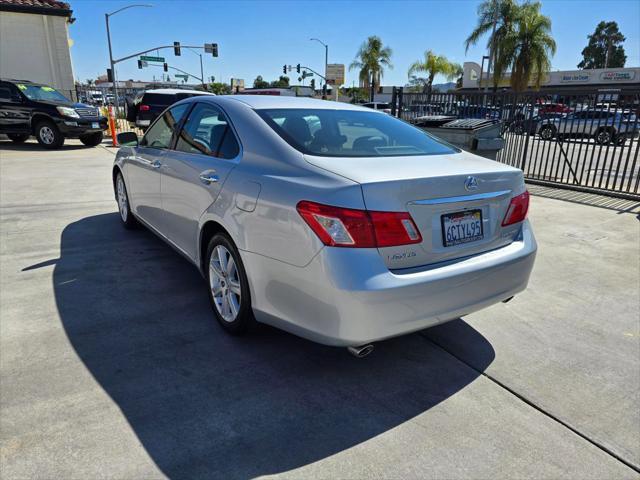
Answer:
347 344 374 358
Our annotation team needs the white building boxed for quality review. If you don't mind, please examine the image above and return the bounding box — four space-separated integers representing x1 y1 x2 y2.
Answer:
461 61 640 91
0 0 75 96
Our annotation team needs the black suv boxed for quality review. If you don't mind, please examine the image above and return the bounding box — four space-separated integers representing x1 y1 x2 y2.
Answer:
0 79 108 149
126 88 215 130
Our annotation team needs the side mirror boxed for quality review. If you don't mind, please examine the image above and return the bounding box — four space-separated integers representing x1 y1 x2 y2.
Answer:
117 131 139 146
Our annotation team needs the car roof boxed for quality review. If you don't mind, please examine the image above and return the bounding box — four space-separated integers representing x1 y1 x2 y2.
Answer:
144 88 215 96
0 78 35 84
221 95 377 111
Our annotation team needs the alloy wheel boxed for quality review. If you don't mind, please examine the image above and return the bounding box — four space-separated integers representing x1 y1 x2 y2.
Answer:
116 175 128 222
597 131 611 144
209 245 242 322
40 126 55 144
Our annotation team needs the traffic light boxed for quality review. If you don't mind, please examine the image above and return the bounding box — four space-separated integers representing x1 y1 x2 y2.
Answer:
310 78 316 90
163 63 168 72
212 43 218 57
137 60 142 69
296 63 301 74
174 41 181 56
283 64 287 74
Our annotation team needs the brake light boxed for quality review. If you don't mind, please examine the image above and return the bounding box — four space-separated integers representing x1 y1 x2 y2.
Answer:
296 201 422 248
502 190 530 226
139 104 150 111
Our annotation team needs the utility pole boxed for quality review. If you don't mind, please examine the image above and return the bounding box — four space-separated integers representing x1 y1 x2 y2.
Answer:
310 38 328 98
105 4 153 115
486 0 498 93
186 47 205 86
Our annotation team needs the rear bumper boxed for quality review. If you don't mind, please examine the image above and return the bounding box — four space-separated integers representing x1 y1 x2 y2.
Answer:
243 220 537 346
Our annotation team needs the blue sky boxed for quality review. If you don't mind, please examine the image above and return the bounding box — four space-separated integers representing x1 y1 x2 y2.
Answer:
69 0 640 86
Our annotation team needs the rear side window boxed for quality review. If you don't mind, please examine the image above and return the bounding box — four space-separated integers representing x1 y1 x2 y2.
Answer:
0 84 13 101
141 93 178 106
141 103 190 149
175 103 240 159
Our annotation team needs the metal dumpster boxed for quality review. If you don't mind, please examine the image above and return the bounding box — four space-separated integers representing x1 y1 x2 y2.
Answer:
420 118 505 160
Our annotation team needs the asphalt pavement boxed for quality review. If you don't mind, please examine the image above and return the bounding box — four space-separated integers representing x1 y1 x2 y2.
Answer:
1 139 639 479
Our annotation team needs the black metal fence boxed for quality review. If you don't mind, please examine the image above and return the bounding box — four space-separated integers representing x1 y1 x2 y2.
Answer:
392 86 640 199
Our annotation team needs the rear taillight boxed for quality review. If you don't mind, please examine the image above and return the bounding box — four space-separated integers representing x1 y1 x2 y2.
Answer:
296 201 422 248
502 190 530 226
139 104 150 111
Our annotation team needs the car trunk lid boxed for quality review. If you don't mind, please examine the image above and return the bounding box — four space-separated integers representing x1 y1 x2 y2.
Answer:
304 150 525 269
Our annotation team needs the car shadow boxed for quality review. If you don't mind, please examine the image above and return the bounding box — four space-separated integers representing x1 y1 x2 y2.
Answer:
0 140 93 151
44 213 495 479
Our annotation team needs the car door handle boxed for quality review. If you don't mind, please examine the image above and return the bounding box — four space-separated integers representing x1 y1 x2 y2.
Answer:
199 172 219 184
150 160 162 169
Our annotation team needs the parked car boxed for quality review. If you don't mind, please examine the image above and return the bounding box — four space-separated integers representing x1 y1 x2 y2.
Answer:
537 102 571 115
113 96 536 356
0 78 107 149
361 102 392 114
509 113 565 135
125 88 215 130
538 109 638 145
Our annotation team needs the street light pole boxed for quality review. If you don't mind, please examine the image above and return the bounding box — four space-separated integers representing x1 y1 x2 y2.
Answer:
105 4 152 114
186 47 205 86
310 38 328 98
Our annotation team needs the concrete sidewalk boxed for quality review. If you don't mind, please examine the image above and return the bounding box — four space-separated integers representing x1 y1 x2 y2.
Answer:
1 139 639 479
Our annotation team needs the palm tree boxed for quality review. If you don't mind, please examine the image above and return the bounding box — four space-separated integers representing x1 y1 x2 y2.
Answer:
464 0 520 89
349 36 392 101
407 51 461 96
495 2 556 92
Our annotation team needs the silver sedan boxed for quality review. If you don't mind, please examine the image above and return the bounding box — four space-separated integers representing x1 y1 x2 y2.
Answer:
113 96 536 356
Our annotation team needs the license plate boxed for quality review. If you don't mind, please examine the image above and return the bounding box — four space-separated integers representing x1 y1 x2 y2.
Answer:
441 209 483 247
92 122 99 129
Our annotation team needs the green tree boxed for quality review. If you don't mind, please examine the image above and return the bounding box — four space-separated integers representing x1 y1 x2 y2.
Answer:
345 87 369 104
208 82 231 95
578 21 626 69
349 36 393 100
465 0 520 89
408 51 461 95
407 75 428 93
252 75 269 89
494 1 556 92
270 76 290 88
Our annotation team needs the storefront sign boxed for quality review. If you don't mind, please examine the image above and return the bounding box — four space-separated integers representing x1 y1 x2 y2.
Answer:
600 71 635 81
560 73 590 83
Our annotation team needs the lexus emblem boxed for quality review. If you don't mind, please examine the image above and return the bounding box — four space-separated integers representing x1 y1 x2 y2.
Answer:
464 176 479 191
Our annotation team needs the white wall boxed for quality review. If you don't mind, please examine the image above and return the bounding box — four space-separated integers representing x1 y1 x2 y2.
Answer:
0 11 75 95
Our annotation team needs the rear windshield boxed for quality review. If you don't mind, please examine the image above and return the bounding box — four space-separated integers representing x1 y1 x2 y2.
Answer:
257 108 457 157
141 93 178 106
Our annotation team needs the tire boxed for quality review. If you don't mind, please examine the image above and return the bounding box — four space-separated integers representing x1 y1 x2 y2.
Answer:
539 125 555 140
513 124 525 135
79 131 104 147
595 128 613 145
206 233 253 335
7 133 30 144
115 171 138 229
35 120 64 149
